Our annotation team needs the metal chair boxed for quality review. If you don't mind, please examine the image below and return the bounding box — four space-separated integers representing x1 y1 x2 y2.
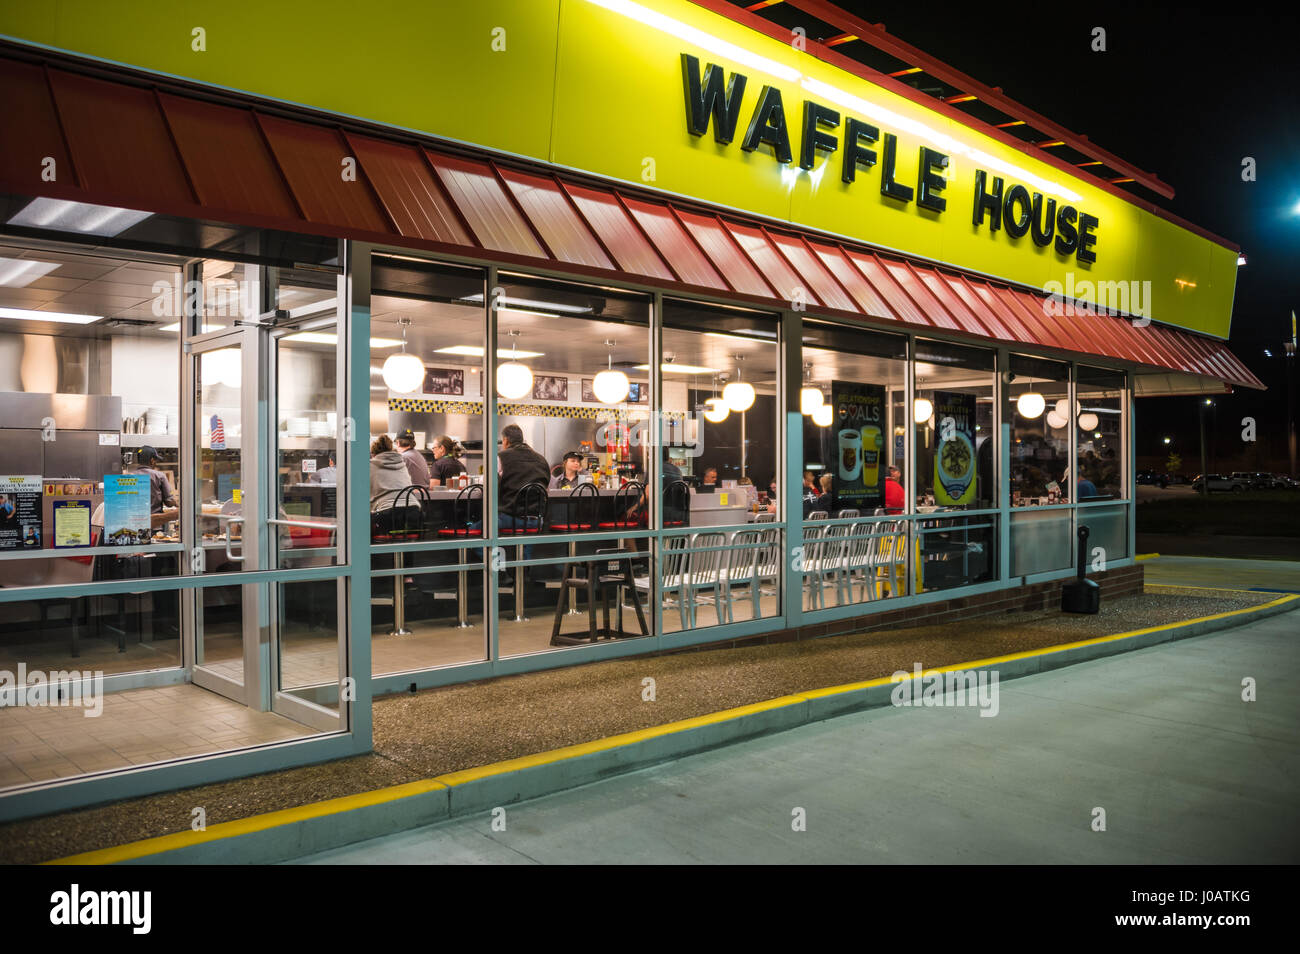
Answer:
500 481 548 621
636 534 687 629
721 528 780 623
663 479 690 528
682 531 725 627
599 480 643 530
435 484 483 628
753 511 777 523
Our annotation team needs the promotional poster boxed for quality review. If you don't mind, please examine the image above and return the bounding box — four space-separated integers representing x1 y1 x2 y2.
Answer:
52 499 91 548
933 390 977 506
0 475 42 550
103 474 152 545
824 380 886 511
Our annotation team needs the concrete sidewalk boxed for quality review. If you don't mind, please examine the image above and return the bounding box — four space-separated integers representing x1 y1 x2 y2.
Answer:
293 611 1300 864
1141 554 1300 591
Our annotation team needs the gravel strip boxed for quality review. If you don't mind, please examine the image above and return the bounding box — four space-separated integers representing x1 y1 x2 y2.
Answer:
0 588 1277 864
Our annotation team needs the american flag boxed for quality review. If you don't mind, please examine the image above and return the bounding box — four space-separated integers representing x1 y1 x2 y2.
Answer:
210 414 226 450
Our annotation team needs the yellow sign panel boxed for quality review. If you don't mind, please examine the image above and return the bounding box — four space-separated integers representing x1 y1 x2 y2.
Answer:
0 0 1235 338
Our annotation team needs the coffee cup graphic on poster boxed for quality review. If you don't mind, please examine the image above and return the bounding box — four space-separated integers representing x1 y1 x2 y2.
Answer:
837 428 862 482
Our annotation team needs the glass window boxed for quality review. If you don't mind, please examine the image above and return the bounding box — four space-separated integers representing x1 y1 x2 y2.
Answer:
1008 355 1071 506
491 273 655 652
1076 366 1125 501
368 255 489 674
799 320 908 610
913 339 997 592
659 299 780 632
0 238 187 673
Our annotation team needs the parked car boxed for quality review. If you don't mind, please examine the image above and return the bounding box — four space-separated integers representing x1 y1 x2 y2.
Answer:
1230 471 1274 490
1191 473 1244 492
1273 473 1300 489
1136 470 1169 488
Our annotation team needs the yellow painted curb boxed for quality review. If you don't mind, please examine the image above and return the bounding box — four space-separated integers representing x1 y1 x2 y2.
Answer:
1135 553 1159 561
45 778 447 866
44 593 1298 865
434 694 807 786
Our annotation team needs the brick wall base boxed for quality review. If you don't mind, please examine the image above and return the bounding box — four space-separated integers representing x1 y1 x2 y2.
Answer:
666 564 1145 654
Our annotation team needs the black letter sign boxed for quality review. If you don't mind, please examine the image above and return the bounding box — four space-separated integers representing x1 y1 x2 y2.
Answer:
799 101 840 170
879 134 914 202
973 170 1004 230
917 147 949 212
1076 213 1099 264
841 118 879 183
681 53 748 145
742 86 793 164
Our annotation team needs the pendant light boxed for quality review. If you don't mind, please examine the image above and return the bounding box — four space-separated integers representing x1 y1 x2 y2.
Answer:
913 396 934 425
703 374 729 423
592 339 630 404
496 329 534 400
1077 411 1099 431
812 402 833 427
381 316 425 394
1016 391 1046 419
799 362 823 416
723 354 755 412
1046 409 1067 430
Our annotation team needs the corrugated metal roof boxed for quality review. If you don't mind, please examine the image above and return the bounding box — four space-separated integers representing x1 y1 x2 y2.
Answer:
425 151 544 258
497 167 612 271
0 53 1262 391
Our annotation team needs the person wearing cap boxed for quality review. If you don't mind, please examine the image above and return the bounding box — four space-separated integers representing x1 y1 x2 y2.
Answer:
549 451 587 490
394 429 430 487
428 435 466 487
133 446 179 526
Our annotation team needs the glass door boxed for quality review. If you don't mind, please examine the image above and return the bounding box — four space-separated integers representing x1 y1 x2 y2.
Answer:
265 288 346 732
184 267 348 734
188 333 260 704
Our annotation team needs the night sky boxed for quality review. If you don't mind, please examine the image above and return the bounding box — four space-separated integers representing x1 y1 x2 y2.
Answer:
822 3 1300 473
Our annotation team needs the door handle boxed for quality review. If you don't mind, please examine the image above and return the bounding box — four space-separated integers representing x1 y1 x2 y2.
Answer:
221 516 245 562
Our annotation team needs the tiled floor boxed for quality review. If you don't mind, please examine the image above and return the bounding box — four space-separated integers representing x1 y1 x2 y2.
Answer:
0 683 313 790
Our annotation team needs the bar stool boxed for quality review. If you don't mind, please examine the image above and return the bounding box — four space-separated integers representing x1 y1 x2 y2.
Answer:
598 480 643 531
500 482 548 622
436 484 483 628
664 479 690 528
550 482 599 615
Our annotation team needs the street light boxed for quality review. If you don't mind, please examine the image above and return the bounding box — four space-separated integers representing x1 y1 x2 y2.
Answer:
1163 437 1171 445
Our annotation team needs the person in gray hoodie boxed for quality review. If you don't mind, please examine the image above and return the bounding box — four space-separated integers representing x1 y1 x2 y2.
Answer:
369 434 410 509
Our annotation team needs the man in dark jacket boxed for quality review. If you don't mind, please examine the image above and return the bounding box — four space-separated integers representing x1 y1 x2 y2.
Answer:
497 425 550 518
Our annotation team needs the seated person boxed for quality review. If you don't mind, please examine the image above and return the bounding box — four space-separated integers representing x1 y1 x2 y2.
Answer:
394 429 431 487
885 465 904 514
699 466 718 488
428 435 466 486
814 473 833 513
1068 467 1098 501
369 435 409 509
550 451 587 490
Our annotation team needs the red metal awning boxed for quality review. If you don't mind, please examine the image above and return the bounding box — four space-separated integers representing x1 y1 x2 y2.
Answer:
0 52 1263 391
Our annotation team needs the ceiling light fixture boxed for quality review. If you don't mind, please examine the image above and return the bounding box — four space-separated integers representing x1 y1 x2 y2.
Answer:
633 363 721 375
593 339 631 404
381 317 425 394
800 363 824 416
1077 411 1099 431
1016 391 1045 419
434 345 545 359
0 306 102 325
497 329 534 399
0 257 59 288
7 197 153 237
812 403 834 427
913 396 934 425
723 354 755 412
